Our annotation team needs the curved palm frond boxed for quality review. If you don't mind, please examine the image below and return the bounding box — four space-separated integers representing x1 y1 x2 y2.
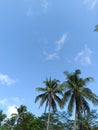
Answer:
40 93 48 107
63 90 72 104
81 97 90 113
82 88 98 105
54 95 63 108
35 93 47 103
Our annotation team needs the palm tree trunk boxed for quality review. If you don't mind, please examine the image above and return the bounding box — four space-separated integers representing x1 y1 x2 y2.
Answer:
47 105 51 130
74 107 77 130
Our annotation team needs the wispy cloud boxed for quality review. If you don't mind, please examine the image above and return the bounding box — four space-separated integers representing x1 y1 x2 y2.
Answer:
43 33 68 61
0 73 16 86
41 0 49 9
75 45 93 66
55 33 68 51
44 52 59 60
0 97 24 106
84 0 98 9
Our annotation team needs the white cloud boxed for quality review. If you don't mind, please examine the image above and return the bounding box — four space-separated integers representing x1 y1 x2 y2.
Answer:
75 45 93 66
41 0 49 9
84 0 98 9
0 73 16 86
55 33 68 51
6 105 18 118
0 97 24 106
0 99 8 105
44 52 59 60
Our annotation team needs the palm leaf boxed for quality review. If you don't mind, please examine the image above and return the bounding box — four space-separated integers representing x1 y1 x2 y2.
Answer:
68 93 75 114
63 90 72 104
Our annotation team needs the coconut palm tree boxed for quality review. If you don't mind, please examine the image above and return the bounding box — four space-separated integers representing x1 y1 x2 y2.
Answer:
62 69 98 130
35 77 63 130
11 105 27 125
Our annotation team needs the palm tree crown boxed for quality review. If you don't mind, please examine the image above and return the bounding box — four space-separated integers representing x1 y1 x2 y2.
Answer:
35 77 63 130
62 69 98 130
35 77 63 112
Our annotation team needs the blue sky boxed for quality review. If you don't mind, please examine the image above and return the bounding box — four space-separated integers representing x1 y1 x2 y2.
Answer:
0 0 98 117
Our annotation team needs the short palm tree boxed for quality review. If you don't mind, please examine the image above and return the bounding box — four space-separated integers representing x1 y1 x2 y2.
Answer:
62 69 98 130
11 105 27 125
35 77 63 130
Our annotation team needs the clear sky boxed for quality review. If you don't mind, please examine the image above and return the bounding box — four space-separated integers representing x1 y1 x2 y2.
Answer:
0 0 98 117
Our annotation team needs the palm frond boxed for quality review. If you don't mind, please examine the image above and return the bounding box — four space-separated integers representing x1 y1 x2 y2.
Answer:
35 93 47 103
40 94 48 107
84 77 94 84
54 95 63 108
36 87 47 92
63 90 72 104
68 93 75 114
82 88 98 105
81 97 90 113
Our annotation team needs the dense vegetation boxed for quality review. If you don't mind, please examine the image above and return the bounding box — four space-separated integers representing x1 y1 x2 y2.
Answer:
0 69 98 130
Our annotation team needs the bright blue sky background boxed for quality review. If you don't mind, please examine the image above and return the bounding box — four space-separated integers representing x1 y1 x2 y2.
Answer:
0 0 98 117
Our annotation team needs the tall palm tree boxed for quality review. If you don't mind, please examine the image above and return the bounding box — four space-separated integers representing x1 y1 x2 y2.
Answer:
35 77 63 130
62 69 98 130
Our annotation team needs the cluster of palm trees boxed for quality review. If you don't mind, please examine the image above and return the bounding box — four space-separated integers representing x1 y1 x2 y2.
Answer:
35 69 98 130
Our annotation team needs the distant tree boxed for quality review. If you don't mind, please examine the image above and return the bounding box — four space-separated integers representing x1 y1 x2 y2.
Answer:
0 110 6 126
3 116 16 130
35 77 63 130
78 110 98 130
62 69 98 130
10 105 44 130
40 111 74 130
11 105 27 125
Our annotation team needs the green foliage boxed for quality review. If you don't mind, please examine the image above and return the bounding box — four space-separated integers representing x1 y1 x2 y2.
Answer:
0 69 98 130
39 111 74 130
77 110 98 130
